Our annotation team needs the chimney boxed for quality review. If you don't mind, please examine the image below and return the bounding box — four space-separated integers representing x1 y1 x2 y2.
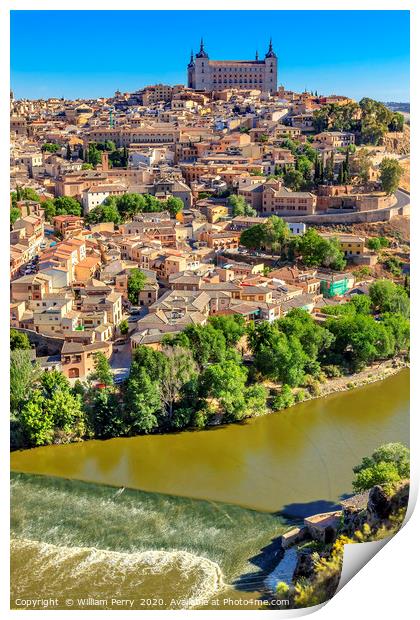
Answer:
101 151 109 171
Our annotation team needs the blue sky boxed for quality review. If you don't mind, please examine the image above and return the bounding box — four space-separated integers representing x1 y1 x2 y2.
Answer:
10 10 410 101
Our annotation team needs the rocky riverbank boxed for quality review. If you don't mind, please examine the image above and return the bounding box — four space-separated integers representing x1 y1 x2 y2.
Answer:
266 479 410 607
266 357 409 415
306 357 408 400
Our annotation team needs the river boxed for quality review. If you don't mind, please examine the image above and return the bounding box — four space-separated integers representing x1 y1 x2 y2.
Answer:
10 370 409 609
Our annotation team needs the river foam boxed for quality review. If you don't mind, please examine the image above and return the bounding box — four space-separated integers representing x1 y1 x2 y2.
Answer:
11 538 224 609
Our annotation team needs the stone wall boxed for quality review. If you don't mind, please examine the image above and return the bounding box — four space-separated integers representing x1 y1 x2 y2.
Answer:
13 327 64 356
283 202 408 225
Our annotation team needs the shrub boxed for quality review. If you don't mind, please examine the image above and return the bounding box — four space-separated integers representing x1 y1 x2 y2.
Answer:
276 581 290 600
352 442 409 492
295 389 306 403
305 376 321 396
272 384 295 410
323 365 342 379
192 408 208 429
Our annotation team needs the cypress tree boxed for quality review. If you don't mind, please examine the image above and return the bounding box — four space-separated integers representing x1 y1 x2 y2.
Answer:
338 162 344 185
326 152 335 184
319 159 324 183
314 154 319 184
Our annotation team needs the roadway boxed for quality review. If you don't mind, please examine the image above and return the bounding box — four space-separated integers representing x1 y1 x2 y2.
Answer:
395 188 410 209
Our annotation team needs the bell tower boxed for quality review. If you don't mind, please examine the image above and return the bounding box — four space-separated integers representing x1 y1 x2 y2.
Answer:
194 38 210 91
264 38 278 94
187 50 195 88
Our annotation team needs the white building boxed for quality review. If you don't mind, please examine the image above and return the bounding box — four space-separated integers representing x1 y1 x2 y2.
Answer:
82 184 126 214
287 222 307 235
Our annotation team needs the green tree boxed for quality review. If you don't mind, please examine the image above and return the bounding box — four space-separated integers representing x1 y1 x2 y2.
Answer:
390 112 404 132
228 195 257 217
114 193 147 218
272 384 295 410
81 163 93 170
366 237 382 251
10 329 31 351
89 352 114 387
39 369 71 397
294 229 346 270
54 196 82 216
119 319 129 335
240 223 266 250
17 371 86 447
277 309 334 363
124 368 161 434
85 202 121 225
248 322 308 386
159 346 198 420
42 143 60 153
19 390 55 446
127 269 147 305
325 152 335 183
352 443 409 492
46 389 85 439
202 358 247 420
369 280 409 316
349 294 372 315
10 350 39 413
87 143 102 167
350 147 372 184
379 158 403 195
10 207 21 226
208 315 246 347
263 216 290 254
325 314 395 371
165 196 184 217
180 324 227 368
42 199 56 221
283 168 304 191
381 313 409 353
86 387 124 439
131 346 167 383
66 143 72 160
12 187 40 203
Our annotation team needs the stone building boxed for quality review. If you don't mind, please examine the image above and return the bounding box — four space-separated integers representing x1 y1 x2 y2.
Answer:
187 39 278 94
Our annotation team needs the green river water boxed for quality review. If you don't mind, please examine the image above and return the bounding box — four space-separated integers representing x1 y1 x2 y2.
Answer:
10 370 409 610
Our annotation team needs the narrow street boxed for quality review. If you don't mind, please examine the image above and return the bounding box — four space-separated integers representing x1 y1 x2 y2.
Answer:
109 340 132 382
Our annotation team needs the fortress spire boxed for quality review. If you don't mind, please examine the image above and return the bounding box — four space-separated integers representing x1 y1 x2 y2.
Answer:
196 37 209 58
265 37 277 58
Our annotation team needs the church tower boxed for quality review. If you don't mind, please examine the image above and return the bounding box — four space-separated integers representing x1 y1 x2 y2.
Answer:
193 38 210 91
264 38 278 94
187 50 195 88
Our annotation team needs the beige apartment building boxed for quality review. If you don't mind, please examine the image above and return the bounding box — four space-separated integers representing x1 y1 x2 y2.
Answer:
86 126 180 148
61 340 112 379
261 183 317 215
313 131 355 148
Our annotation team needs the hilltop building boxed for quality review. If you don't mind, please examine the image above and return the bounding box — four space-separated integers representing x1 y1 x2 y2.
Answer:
187 39 278 94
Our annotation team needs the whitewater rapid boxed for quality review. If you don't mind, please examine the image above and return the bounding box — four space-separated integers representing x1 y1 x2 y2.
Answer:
11 538 225 609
